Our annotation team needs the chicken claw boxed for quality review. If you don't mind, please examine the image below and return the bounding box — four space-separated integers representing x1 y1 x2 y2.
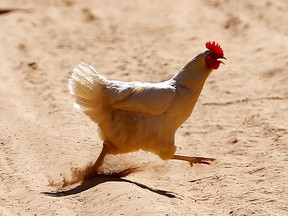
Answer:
171 155 216 166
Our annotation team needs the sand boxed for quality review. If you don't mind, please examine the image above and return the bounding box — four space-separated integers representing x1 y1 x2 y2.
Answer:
0 0 287 215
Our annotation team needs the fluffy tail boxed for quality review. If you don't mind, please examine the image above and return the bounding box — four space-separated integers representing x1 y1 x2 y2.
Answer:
68 62 108 123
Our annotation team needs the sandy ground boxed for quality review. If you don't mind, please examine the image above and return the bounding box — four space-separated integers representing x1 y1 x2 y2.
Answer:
0 0 287 215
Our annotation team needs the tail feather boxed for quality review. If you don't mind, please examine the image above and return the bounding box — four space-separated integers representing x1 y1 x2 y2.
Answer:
68 62 108 123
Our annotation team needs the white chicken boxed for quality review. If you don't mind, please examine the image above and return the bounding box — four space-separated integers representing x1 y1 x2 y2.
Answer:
68 41 225 178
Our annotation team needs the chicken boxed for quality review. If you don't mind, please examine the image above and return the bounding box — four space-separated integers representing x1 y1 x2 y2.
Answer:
68 41 225 176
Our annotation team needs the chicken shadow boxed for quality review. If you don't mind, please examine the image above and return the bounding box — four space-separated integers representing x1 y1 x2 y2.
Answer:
42 176 181 199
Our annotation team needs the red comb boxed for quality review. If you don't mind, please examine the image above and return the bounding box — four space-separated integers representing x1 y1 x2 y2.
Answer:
205 41 224 55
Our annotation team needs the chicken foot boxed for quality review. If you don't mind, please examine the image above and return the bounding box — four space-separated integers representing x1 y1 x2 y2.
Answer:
171 155 216 166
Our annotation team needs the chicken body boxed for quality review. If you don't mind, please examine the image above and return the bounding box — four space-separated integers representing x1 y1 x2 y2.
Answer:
69 44 225 173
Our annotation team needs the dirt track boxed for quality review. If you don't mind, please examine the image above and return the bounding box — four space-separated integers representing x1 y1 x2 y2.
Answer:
0 0 287 215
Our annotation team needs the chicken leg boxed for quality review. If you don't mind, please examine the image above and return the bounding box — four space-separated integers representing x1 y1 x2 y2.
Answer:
171 154 216 166
83 143 108 180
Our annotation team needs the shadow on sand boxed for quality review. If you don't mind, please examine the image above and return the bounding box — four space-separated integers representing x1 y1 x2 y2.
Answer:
42 175 181 199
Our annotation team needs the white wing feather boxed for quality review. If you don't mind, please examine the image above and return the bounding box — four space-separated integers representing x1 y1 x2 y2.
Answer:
109 81 177 116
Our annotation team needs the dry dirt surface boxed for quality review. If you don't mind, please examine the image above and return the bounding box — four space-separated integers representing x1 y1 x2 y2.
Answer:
0 0 287 215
